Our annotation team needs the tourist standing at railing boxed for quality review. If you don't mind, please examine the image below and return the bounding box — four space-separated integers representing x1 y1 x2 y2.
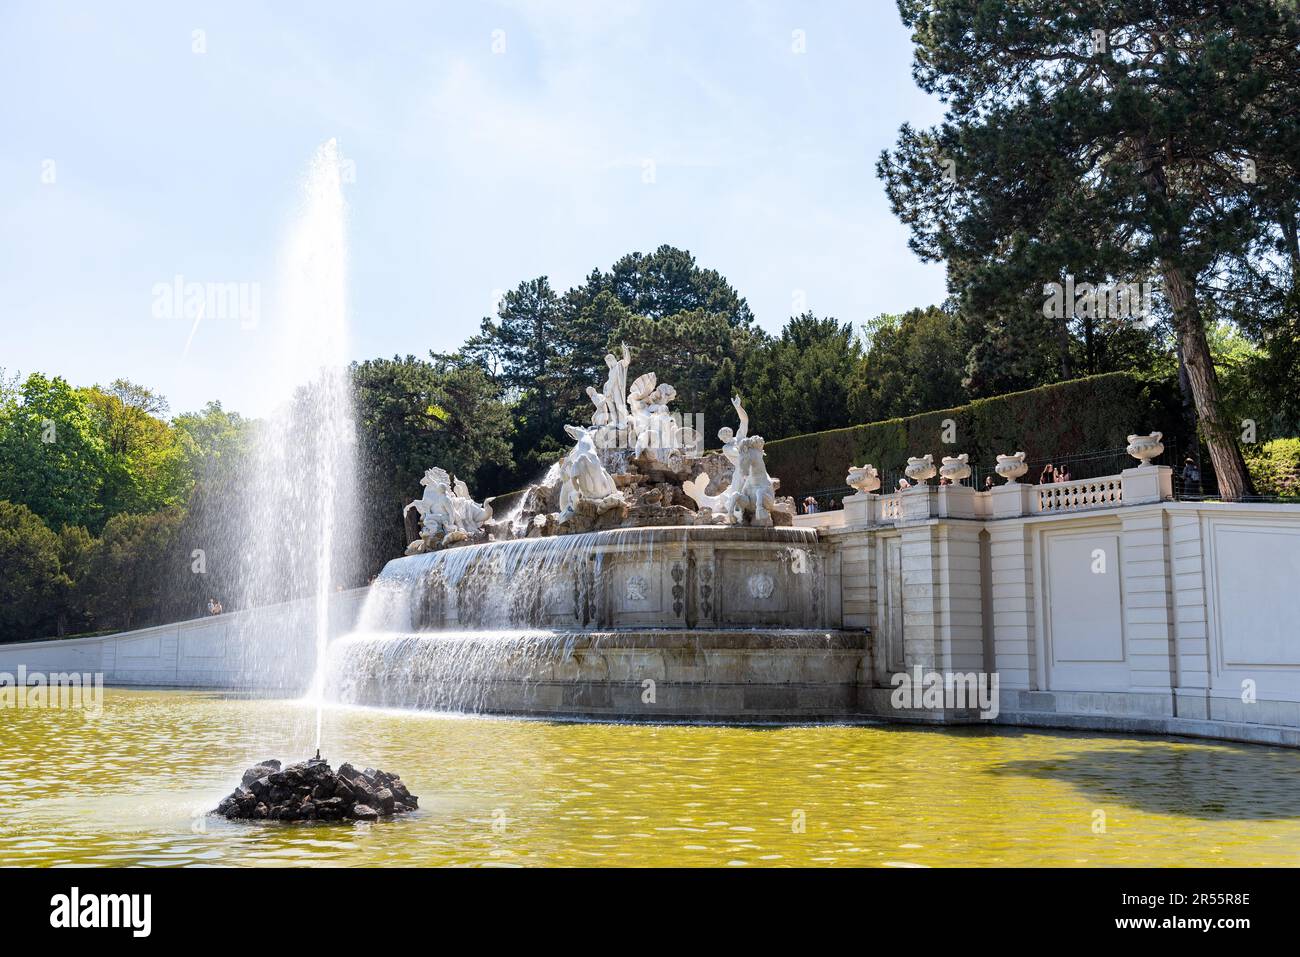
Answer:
1182 457 1201 496
1039 464 1054 485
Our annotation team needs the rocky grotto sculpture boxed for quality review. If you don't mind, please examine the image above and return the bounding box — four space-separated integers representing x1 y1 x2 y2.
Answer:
214 757 418 823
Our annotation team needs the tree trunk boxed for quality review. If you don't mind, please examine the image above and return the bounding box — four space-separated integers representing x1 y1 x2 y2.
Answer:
1138 146 1254 500
1056 312 1073 379
1160 263 1255 500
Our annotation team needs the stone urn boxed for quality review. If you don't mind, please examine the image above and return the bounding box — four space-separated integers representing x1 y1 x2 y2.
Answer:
904 453 937 483
939 453 971 483
995 451 1028 484
845 463 881 494
1126 431 1164 467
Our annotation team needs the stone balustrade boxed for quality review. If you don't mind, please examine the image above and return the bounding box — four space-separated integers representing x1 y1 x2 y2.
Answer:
817 463 1174 529
1035 476 1122 513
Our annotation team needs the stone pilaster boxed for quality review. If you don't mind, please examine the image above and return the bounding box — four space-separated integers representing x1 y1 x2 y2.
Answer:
986 521 1036 689
1119 506 1176 694
1167 509 1211 718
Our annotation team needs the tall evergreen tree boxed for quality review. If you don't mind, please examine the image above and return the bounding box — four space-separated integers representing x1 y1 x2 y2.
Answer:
586 245 755 327
854 306 972 419
879 0 1300 498
462 277 568 477
741 313 865 439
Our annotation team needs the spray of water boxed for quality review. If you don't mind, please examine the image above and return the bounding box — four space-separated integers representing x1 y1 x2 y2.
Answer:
225 139 356 755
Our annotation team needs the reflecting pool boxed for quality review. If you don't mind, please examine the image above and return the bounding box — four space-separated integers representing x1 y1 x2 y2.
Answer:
2 690 1298 867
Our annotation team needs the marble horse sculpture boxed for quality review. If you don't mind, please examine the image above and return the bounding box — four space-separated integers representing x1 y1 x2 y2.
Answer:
683 396 748 517
683 397 776 525
404 467 491 550
730 436 777 526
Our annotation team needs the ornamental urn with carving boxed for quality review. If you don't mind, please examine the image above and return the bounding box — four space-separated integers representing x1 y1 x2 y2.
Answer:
1126 431 1164 467
995 451 1028 484
904 453 937 483
939 453 971 483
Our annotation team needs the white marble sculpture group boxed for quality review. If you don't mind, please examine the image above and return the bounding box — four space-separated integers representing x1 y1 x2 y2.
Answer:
406 346 787 551
405 364 1169 552
404 467 492 551
585 343 700 460
681 396 778 525
557 424 624 521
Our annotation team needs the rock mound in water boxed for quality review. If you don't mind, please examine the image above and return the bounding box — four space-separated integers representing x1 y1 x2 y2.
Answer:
214 758 418 823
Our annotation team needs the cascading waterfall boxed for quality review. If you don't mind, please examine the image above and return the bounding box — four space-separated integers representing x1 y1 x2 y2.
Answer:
314 525 829 717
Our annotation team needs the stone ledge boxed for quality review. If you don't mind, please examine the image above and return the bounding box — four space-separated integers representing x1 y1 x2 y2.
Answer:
994 710 1300 749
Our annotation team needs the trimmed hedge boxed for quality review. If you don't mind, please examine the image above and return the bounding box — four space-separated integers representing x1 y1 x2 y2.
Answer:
763 372 1182 500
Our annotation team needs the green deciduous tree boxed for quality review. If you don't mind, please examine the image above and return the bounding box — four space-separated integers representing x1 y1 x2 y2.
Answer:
0 373 107 530
83 380 190 518
0 501 65 642
853 306 971 420
172 401 253 483
84 508 184 631
55 523 98 636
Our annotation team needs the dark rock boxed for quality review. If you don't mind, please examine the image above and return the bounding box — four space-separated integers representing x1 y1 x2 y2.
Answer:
214 758 416 824
348 775 377 803
241 760 281 787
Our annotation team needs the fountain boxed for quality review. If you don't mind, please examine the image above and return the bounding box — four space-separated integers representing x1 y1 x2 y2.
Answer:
205 140 359 754
317 352 864 721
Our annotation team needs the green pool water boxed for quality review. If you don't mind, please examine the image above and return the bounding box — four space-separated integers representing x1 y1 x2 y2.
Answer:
2 689 1298 867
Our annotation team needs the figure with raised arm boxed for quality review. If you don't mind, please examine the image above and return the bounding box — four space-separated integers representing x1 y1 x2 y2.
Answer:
603 342 631 429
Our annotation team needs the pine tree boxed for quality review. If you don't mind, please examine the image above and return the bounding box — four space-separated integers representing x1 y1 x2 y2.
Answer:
879 0 1300 498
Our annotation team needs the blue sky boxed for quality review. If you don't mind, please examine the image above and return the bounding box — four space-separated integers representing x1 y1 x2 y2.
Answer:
0 0 947 417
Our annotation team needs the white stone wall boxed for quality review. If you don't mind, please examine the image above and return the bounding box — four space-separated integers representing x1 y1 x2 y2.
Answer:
0 588 368 692
822 494 1300 743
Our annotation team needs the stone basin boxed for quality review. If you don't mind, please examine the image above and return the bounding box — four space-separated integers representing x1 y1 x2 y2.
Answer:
327 525 854 720
323 628 866 721
366 525 837 633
